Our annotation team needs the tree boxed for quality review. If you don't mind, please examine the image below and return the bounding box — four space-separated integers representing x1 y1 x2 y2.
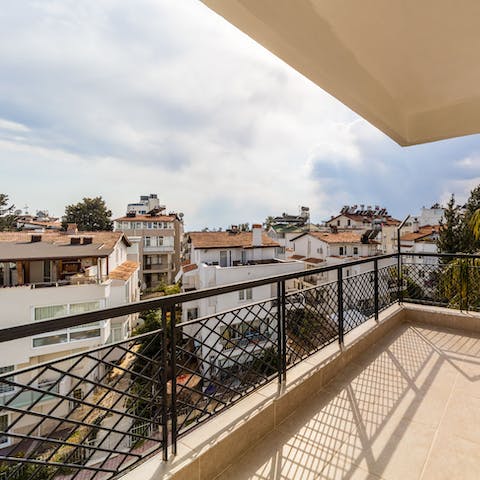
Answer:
62 197 112 231
264 216 275 230
0 193 17 231
437 194 464 254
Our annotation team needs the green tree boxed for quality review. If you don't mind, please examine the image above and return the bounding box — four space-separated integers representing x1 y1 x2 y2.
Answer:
437 194 464 254
264 216 275 229
62 196 112 231
0 193 17 231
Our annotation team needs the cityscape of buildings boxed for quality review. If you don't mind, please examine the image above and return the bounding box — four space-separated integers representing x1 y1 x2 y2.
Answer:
0 192 449 455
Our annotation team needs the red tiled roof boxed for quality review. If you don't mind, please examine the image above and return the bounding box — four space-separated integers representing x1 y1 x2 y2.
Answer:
182 263 198 273
400 226 439 242
304 257 324 264
0 231 127 249
109 261 139 281
187 231 279 249
307 231 374 244
290 254 305 260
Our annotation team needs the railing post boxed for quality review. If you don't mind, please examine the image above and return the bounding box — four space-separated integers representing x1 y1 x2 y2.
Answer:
374 259 379 321
169 304 178 456
338 267 344 347
276 280 287 383
397 252 403 304
160 308 169 462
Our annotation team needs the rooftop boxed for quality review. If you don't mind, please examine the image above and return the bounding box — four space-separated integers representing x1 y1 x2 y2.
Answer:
187 231 279 249
401 226 440 242
0 231 128 261
294 231 380 245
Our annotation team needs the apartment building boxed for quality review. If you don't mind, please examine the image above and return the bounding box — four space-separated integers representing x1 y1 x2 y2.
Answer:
400 225 440 265
266 207 319 258
326 205 399 231
291 230 383 283
113 195 184 289
177 224 305 378
0 229 140 451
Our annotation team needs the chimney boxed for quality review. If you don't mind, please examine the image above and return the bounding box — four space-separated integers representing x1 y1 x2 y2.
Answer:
412 218 419 233
67 223 78 235
252 224 262 246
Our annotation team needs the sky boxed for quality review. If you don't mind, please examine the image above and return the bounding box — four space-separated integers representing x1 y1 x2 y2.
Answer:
1 0 480 231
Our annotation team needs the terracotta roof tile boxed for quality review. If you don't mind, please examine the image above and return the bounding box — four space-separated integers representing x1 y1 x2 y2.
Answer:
0 231 127 250
182 263 198 273
188 231 278 249
109 261 139 281
304 257 324 264
290 254 305 260
307 231 375 244
400 226 439 242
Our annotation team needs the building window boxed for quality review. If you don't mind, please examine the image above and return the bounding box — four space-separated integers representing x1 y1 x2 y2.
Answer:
339 246 345 256
0 366 15 394
0 414 9 446
145 237 151 247
43 260 51 282
239 288 253 301
337 220 341 226
317 247 323 254
187 308 199 321
347 219 351 226
353 247 358 255
33 301 104 348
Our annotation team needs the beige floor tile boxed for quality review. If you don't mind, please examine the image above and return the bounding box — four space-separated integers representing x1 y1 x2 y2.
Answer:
439 392 480 445
325 419 436 480
215 427 335 480
317 464 384 480
421 433 480 480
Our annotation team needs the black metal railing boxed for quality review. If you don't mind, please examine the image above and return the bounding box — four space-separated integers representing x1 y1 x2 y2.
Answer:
1 252 472 479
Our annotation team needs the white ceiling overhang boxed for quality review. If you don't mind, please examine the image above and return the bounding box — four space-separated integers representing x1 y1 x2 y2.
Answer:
202 0 480 146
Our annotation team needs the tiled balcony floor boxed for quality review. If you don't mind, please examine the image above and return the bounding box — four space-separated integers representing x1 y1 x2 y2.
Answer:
215 322 480 480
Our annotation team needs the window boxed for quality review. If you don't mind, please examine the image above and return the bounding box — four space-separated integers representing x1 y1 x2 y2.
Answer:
147 222 152 229
353 247 358 255
339 247 345 256
0 366 15 394
70 388 83 409
220 319 265 349
187 308 199 321
0 414 9 445
239 288 253 301
33 301 104 347
43 260 51 282
145 237 151 247
347 219 351 226
337 220 340 226
34 305 68 321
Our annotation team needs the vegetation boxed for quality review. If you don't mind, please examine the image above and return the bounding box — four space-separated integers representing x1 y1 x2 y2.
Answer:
62 196 113 231
0 193 18 231
437 194 464 254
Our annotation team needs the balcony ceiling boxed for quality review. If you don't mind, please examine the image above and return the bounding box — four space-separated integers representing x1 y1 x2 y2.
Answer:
202 0 480 146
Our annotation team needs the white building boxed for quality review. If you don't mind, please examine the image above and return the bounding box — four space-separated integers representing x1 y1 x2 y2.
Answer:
0 229 140 451
326 205 398 231
291 230 382 283
114 195 184 289
400 225 440 265
177 224 305 379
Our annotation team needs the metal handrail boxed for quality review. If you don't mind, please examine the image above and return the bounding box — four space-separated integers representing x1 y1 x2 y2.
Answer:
0 253 396 343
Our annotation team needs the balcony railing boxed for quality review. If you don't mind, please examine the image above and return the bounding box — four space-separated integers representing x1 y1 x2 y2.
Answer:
0 252 474 479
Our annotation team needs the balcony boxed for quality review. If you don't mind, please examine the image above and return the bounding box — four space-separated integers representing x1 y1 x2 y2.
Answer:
1 253 480 479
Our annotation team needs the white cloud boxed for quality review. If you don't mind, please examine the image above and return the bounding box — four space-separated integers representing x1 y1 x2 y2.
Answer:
1 0 480 227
